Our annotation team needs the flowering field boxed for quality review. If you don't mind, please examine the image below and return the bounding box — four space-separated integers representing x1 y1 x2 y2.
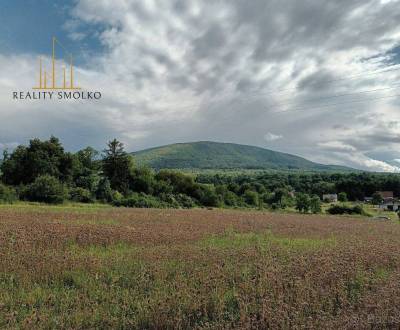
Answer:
1 205 400 328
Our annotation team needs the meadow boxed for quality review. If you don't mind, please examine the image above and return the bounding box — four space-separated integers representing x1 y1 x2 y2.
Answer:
1 204 400 329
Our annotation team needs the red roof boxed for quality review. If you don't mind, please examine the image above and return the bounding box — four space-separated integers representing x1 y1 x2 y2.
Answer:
377 191 394 198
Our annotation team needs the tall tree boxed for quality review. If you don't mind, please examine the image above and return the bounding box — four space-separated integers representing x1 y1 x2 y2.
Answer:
1 136 73 185
102 139 133 193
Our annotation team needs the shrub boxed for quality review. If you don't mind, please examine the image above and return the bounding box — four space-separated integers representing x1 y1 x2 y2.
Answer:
174 194 197 208
96 178 113 202
310 195 322 214
194 186 221 207
22 175 66 204
327 204 368 216
0 183 17 203
243 190 259 206
113 193 165 208
295 193 311 213
158 193 181 208
129 167 156 194
155 170 197 196
159 193 197 209
111 190 124 204
69 187 93 203
224 191 240 207
338 192 348 202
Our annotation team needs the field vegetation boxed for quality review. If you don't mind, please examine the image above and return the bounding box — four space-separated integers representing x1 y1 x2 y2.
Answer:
1 205 400 328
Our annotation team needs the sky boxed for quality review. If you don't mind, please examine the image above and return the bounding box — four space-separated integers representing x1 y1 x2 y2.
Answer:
1 0 400 172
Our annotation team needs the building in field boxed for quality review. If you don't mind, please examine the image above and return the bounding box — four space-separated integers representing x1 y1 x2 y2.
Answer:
376 191 394 199
364 197 373 203
379 201 400 212
322 194 338 203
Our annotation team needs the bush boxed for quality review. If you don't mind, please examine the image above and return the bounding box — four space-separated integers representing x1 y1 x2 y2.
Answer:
159 193 196 208
174 194 197 208
69 187 93 203
113 193 165 208
338 192 348 202
129 167 155 194
327 204 368 216
194 186 221 207
96 178 113 202
310 195 322 214
111 190 124 204
0 183 17 203
224 191 240 207
243 190 259 206
22 175 66 204
295 193 311 213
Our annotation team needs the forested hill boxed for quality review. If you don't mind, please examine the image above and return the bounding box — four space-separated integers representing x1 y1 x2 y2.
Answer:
132 141 353 171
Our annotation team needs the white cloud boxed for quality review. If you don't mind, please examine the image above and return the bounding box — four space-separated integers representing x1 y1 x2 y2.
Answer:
318 141 357 153
264 132 283 142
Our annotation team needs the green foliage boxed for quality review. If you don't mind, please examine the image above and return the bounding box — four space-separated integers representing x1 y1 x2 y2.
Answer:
310 195 322 214
1 136 73 185
102 139 133 194
223 191 241 207
243 190 259 206
130 167 156 194
69 187 93 203
295 193 311 213
372 192 384 205
95 178 113 203
338 192 348 202
268 188 289 209
133 141 351 171
72 147 100 192
113 193 165 208
3 136 399 213
21 175 66 204
327 204 368 216
159 193 197 208
0 183 17 203
194 185 221 207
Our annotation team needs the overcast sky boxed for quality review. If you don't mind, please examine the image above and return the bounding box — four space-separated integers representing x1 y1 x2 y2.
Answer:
1 0 400 171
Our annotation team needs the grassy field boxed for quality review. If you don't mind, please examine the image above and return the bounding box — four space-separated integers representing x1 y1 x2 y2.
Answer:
1 205 400 328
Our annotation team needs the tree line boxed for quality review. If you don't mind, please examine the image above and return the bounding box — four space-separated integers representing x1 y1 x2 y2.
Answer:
0 136 398 214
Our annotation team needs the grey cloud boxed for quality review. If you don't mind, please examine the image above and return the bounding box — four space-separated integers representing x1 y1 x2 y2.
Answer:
2 0 400 172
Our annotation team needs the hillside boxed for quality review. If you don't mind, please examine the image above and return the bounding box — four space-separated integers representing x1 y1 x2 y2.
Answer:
132 141 352 171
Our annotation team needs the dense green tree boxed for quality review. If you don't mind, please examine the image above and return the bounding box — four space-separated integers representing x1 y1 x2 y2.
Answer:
21 175 66 204
1 136 73 185
96 178 113 202
295 193 311 213
69 187 93 203
271 188 289 208
129 167 156 194
0 183 17 203
72 147 101 192
310 195 322 214
372 192 384 205
102 139 133 193
338 192 348 202
243 190 259 206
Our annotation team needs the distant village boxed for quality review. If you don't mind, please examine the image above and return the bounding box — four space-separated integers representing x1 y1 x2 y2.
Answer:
322 191 399 211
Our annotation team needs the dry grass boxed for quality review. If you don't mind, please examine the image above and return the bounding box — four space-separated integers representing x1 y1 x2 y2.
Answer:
1 205 400 329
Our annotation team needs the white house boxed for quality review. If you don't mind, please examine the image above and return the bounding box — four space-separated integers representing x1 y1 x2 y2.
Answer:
322 194 338 203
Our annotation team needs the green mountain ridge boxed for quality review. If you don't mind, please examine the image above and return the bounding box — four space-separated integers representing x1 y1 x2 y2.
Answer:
132 141 353 171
